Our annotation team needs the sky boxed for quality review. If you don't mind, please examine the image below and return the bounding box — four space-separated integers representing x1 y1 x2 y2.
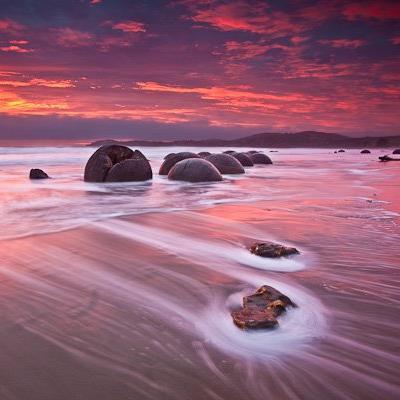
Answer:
0 0 399 140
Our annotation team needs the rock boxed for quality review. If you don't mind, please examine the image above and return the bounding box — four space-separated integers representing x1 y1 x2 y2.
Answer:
84 145 134 182
379 155 400 162
233 152 254 167
231 285 296 329
105 158 152 182
198 151 212 158
223 150 236 155
334 151 337 153
84 145 151 182
168 158 223 182
360 149 371 154
159 152 200 175
338 149 345 153
249 153 273 164
250 242 299 258
247 150 259 154
29 168 49 179
205 153 245 174
393 149 400 155
164 152 176 160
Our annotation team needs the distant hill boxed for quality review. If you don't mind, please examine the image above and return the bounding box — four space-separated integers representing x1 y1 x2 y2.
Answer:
88 131 400 148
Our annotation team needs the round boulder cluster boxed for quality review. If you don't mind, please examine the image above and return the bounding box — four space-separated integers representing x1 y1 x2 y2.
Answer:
205 153 245 174
159 152 200 175
168 158 222 182
84 145 152 182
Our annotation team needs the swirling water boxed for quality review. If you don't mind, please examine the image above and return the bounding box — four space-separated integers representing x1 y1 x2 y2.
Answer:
0 146 399 400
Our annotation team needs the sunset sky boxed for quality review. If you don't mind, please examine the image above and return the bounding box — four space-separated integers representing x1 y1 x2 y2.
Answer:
0 0 399 140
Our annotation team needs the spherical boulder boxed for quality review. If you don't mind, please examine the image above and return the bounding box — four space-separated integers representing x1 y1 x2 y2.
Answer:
159 152 200 175
198 151 212 158
164 152 176 160
233 152 253 167
105 158 152 182
393 149 400 155
249 153 273 165
29 168 49 179
168 158 222 182
360 149 371 154
205 153 244 174
84 145 150 182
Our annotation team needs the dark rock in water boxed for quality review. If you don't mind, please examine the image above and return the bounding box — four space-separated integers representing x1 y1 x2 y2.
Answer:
379 155 400 162
334 151 337 154
105 158 152 182
84 145 151 182
159 152 200 175
393 149 400 155
338 149 345 153
247 150 259 154
360 149 371 154
29 168 49 179
270 150 278 152
249 153 273 164
198 151 212 158
223 150 236 155
250 242 299 258
205 153 244 174
233 152 254 167
168 158 222 182
84 145 134 182
164 152 176 160
231 285 296 329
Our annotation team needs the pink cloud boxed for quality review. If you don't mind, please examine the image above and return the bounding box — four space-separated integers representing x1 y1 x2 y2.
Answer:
0 78 75 88
112 20 146 33
0 45 33 53
0 19 24 33
319 39 365 48
391 36 400 45
54 28 94 47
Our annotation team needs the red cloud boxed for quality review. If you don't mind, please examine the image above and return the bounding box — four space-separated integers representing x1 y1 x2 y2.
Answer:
0 19 24 33
343 2 400 20
112 20 146 33
0 45 32 53
319 39 365 48
54 28 93 47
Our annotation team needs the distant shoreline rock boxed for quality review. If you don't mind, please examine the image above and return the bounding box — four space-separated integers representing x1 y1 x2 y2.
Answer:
29 169 49 179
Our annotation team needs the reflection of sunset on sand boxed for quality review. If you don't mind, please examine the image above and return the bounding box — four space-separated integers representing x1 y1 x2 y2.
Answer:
0 146 399 399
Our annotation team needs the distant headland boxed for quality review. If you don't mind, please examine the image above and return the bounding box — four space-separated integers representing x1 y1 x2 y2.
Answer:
88 131 400 148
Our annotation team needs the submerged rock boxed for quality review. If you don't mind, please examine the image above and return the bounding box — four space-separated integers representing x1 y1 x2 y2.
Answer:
393 149 400 155
250 242 299 258
338 149 345 153
233 152 254 167
159 152 200 175
84 144 151 182
205 153 245 174
361 149 371 154
29 168 49 179
249 153 273 164
379 155 400 162
231 285 296 329
168 158 222 182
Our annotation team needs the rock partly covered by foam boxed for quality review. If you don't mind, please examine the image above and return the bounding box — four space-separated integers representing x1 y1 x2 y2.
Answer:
205 153 245 174
393 149 400 155
233 152 254 167
29 168 49 179
250 242 299 258
168 158 222 182
231 285 296 329
159 152 200 175
249 152 273 164
379 155 400 162
360 149 371 154
84 145 151 182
